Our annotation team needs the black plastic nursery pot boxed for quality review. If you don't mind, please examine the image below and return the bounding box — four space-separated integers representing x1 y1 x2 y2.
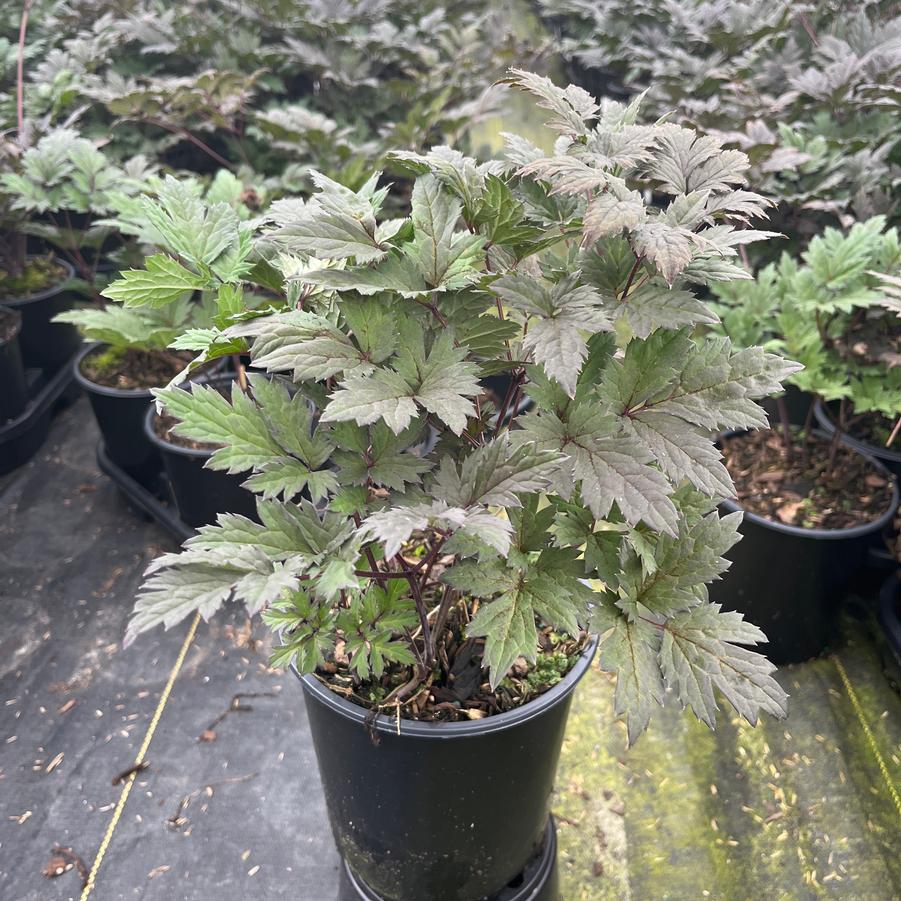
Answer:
717 435 900 665
74 343 164 485
0 306 28 424
0 359 76 475
813 399 901 480
298 637 598 901
2 259 81 372
143 377 258 529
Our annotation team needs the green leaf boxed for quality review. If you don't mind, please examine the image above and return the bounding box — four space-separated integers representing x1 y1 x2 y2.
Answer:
361 501 513 558
503 69 598 135
229 310 372 381
597 610 664 745
517 405 679 535
126 544 308 646
632 221 696 286
493 273 612 396
617 510 742 620
141 177 246 276
101 254 208 308
54 306 178 349
582 188 646 243
267 171 394 262
659 603 788 728
154 376 335 501
432 433 563 508
323 325 480 435
264 589 336 673
614 281 719 340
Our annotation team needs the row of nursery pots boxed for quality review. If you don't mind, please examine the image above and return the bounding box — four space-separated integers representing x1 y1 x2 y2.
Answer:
74 345 257 528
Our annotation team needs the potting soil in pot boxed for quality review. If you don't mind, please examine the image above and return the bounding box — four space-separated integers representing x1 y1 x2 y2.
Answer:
720 428 895 530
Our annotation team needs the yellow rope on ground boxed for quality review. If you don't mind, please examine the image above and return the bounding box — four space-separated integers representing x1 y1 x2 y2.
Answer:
832 653 901 819
80 611 202 900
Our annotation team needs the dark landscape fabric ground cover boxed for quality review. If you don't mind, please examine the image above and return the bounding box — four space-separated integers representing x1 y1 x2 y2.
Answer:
1 401 900 900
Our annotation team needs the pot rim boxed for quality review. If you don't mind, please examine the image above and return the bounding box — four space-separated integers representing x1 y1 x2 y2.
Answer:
73 342 155 399
0 304 23 348
143 373 234 459
296 634 598 739
2 257 76 306
813 398 901 465
718 428 900 539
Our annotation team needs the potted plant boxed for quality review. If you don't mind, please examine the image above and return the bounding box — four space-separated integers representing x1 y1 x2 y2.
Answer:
0 128 155 290
58 174 272 512
0 155 81 372
711 217 901 663
537 0 901 261
123 72 797 899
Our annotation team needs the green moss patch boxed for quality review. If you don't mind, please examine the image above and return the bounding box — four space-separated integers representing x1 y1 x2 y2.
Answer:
556 618 901 899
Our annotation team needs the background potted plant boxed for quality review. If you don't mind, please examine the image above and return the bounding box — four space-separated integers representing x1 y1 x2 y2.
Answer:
0 141 81 372
120 72 800 899
0 127 155 290
537 0 901 260
61 174 274 523
711 216 901 662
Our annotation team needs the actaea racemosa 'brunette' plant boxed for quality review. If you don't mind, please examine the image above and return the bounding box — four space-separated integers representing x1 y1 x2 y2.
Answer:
123 71 799 743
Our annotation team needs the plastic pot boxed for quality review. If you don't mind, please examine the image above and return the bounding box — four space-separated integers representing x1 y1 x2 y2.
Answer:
0 306 28 423
338 818 559 901
813 399 901 480
74 344 162 485
143 376 258 528
2 258 80 372
716 432 900 665
0 360 75 475
297 637 598 901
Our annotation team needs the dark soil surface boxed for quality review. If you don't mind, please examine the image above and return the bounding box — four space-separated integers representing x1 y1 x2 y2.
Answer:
81 346 192 391
0 255 67 300
848 411 896 450
819 402 897 450
320 611 587 723
721 428 895 530
0 307 19 343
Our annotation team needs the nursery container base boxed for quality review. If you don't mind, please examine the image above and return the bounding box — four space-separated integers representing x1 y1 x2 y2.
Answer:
338 817 559 901
0 357 77 475
96 440 194 543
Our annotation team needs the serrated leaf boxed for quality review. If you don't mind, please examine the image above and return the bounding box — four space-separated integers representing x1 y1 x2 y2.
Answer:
633 222 696 286
504 68 598 135
597 613 664 745
582 189 645 243
101 254 208 308
229 311 371 381
323 326 480 435
433 434 563 508
614 281 719 340
625 413 734 497
659 603 788 728
494 273 612 396
361 501 512 558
